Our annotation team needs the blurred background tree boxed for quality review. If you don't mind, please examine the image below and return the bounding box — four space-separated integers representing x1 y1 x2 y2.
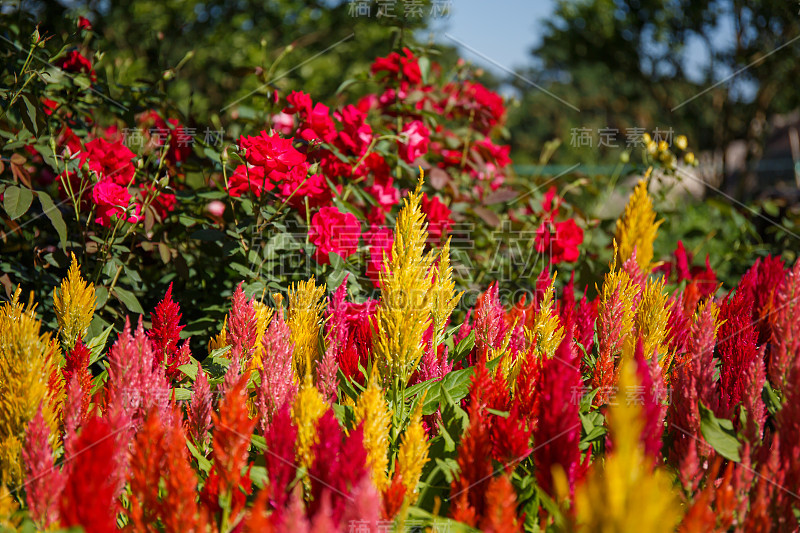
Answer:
508 0 800 197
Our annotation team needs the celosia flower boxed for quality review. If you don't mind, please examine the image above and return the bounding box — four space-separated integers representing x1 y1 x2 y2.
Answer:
472 283 507 363
430 238 462 344
373 177 435 385
308 206 361 264
528 273 565 358
396 400 430 500
287 277 326 378
666 300 719 489
0 287 60 486
633 339 668 462
106 317 171 427
354 369 391 491
226 282 259 363
59 415 119 533
717 284 758 416
625 277 671 369
147 283 191 381
478 475 523 533
593 257 638 405
62 338 93 421
291 375 327 474
187 363 212 445
575 357 682 532
23 407 64 529
308 411 369 525
263 405 298 511
256 306 296 432
450 371 494 526
534 320 583 498
53 253 95 349
128 407 199 531
769 260 800 391
614 175 662 271
211 373 257 495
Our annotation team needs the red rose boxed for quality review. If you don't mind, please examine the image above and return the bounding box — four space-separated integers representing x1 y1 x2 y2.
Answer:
534 218 583 263
370 48 422 85
398 120 430 164
421 193 452 241
60 50 96 81
228 165 274 198
364 226 394 287
81 138 137 186
239 131 307 173
309 206 361 264
78 16 92 30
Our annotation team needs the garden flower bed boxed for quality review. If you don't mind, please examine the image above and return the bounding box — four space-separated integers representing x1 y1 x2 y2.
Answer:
2 14 799 533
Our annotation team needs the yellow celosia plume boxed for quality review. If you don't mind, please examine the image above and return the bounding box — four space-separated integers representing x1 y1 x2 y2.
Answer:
287 277 326 379
373 175 435 386
248 300 274 372
354 369 391 491
624 277 671 365
52 253 96 348
396 399 429 500
526 273 564 358
430 237 462 346
291 375 326 474
0 288 60 486
597 260 639 359
615 173 662 271
575 357 682 531
208 315 228 353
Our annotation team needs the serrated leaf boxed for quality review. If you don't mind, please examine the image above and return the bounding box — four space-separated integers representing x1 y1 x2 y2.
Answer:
4 185 33 220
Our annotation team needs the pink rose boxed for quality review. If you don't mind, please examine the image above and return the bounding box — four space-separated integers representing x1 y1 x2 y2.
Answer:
92 180 139 226
398 120 430 164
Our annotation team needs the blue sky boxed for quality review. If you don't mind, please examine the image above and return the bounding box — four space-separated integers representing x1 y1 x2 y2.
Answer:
428 0 555 75
425 0 755 100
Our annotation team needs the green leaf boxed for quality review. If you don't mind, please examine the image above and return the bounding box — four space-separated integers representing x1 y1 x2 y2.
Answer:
87 324 114 365
699 402 741 462
450 330 475 364
186 438 212 473
113 287 145 315
4 185 33 220
37 191 68 250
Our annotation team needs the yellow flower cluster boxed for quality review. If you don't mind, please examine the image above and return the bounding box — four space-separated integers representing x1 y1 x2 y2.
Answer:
287 277 326 379
575 356 681 532
354 369 391 491
396 400 429 500
291 375 326 474
615 175 661 272
373 177 435 386
528 273 565 358
0 288 61 486
52 252 96 349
